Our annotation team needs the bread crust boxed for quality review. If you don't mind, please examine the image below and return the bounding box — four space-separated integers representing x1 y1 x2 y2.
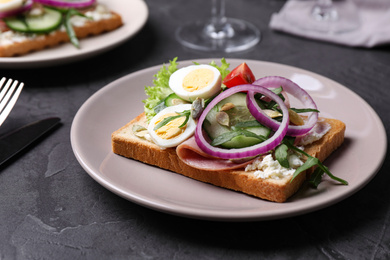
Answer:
112 113 346 203
0 10 122 57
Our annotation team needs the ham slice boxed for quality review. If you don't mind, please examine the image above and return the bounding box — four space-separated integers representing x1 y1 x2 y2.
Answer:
176 136 256 171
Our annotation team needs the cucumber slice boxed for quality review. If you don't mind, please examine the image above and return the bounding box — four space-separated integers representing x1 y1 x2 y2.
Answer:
164 93 189 107
219 125 271 149
234 121 271 137
204 93 251 139
246 126 271 137
204 106 230 139
221 135 262 149
27 8 62 33
216 92 247 110
5 7 63 34
3 18 27 32
217 92 255 125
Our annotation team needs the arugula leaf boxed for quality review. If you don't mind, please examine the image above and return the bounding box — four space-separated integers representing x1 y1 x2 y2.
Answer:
254 87 320 119
281 138 348 186
211 131 241 146
309 167 325 188
233 120 263 128
153 110 191 131
291 156 319 180
283 136 295 146
290 108 320 113
65 9 80 48
65 8 90 48
254 87 285 111
275 144 290 168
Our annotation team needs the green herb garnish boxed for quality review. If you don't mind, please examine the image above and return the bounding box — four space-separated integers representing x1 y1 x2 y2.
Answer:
275 143 290 168
290 108 320 113
280 137 348 187
255 87 320 116
309 167 326 188
65 8 90 48
153 110 191 131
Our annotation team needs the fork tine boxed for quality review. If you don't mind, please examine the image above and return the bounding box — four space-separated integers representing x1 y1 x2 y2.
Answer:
0 77 6 88
0 80 24 127
0 79 18 112
0 78 12 102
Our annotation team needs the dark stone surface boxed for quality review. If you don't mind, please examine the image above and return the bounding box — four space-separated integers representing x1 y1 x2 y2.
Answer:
0 0 389 259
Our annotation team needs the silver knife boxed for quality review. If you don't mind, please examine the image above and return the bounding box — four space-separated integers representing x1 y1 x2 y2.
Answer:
0 117 61 166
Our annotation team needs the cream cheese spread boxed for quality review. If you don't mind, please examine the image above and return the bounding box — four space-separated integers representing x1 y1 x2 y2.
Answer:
70 4 112 27
297 120 331 146
0 30 32 46
245 154 303 180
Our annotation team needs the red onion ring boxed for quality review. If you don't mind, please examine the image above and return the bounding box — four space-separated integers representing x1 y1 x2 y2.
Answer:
33 0 96 8
0 0 33 19
252 76 318 136
195 84 290 159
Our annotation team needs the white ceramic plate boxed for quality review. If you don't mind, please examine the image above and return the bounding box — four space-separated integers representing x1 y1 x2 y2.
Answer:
71 59 387 221
0 0 148 68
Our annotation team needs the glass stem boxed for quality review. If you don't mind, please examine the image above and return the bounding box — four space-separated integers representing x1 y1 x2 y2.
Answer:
205 0 234 39
211 0 226 29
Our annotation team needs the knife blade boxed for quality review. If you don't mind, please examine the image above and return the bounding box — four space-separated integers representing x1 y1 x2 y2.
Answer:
0 117 61 167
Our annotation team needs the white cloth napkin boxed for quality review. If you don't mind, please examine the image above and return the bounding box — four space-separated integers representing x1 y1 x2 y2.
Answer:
270 0 390 48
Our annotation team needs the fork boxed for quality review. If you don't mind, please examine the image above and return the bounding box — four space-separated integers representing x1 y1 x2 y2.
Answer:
0 77 24 127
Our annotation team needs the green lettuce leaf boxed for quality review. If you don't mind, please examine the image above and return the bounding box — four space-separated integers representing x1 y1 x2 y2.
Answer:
209 58 231 80
143 57 179 121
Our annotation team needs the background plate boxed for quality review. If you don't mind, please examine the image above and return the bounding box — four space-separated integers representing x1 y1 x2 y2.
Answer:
0 0 148 68
71 59 387 221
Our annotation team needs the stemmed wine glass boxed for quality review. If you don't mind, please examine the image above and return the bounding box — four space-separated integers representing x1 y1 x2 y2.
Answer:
285 0 360 33
175 0 260 52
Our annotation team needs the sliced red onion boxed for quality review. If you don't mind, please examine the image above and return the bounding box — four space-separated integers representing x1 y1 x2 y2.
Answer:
0 0 33 19
33 0 96 8
252 76 318 136
195 84 290 159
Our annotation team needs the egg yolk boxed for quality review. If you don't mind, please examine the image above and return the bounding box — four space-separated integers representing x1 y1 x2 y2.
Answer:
182 69 214 92
154 113 187 140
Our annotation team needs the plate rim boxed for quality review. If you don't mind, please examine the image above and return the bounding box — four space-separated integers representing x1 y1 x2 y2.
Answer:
71 58 388 221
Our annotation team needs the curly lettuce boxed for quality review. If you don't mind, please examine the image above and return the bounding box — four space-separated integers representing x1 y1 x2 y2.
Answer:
143 57 230 121
143 57 179 121
210 58 230 81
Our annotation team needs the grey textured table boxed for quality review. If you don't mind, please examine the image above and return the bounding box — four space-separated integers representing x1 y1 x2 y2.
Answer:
1 0 389 259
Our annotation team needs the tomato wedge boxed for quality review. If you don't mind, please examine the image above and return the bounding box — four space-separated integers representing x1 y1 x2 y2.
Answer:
222 62 255 88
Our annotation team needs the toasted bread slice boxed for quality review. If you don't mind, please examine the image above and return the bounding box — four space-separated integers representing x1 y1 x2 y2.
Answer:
111 113 346 203
0 7 123 57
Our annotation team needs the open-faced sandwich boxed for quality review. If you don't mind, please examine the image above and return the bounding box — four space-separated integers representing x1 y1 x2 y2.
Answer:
0 0 123 57
112 58 348 203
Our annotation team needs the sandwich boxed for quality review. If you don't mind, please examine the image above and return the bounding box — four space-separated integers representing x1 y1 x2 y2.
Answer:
0 0 123 57
111 58 348 203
